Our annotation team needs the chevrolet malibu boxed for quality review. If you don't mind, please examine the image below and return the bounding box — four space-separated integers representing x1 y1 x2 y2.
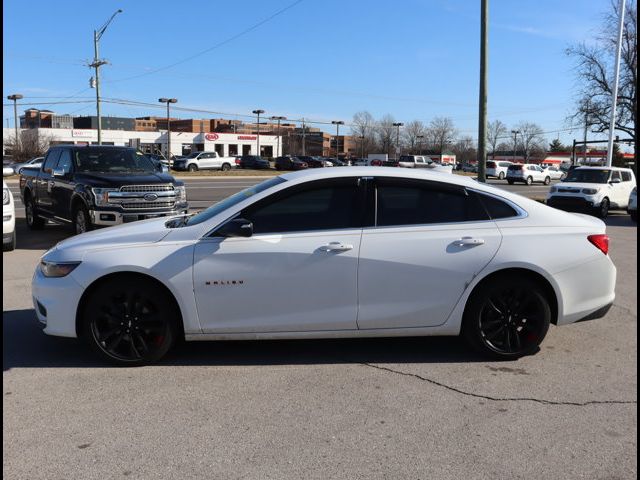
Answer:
32 168 617 365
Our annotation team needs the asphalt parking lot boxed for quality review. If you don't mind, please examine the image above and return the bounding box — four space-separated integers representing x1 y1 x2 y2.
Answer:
3 176 637 479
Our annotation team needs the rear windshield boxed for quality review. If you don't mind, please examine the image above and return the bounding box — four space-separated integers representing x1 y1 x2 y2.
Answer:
564 169 611 184
508 164 523 171
486 162 496 168
74 148 156 173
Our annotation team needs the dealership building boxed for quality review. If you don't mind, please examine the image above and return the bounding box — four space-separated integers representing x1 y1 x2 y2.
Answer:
4 127 282 158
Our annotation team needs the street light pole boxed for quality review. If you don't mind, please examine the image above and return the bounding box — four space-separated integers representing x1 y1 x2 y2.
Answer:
90 9 123 145
252 109 265 156
477 0 489 182
159 98 177 159
393 122 404 160
511 129 520 163
606 0 626 167
331 120 344 160
270 116 286 156
359 135 365 158
7 94 23 149
416 134 424 155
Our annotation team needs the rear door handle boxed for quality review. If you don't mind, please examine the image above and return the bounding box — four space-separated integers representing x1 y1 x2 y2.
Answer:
320 242 354 252
456 236 485 246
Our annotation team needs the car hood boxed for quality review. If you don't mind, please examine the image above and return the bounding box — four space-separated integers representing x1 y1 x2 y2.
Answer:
73 172 176 188
53 217 173 257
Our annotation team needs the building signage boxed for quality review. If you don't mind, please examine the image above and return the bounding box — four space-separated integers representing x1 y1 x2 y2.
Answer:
238 135 257 140
205 133 219 141
71 129 94 138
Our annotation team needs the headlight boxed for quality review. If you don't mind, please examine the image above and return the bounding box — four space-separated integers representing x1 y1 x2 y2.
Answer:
3 188 10 205
582 188 599 195
175 185 187 202
40 260 81 278
324 161 333 167
91 187 118 206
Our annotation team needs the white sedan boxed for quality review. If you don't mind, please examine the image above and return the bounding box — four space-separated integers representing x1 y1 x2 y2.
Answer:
32 168 617 365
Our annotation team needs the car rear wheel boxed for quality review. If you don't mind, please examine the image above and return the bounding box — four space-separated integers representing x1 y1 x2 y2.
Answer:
81 277 178 366
462 275 551 359
526 176 533 185
507 180 514 185
543 176 551 185
221 163 231 171
25 196 45 230
498 172 505 180
597 198 610 219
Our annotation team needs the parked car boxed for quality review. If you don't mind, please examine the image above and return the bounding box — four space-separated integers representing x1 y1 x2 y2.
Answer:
485 161 512 180
274 156 308 171
544 166 567 181
322 157 347 166
398 155 433 168
20 145 188 234
3 180 16 251
628 186 637 222
33 167 616 365
461 163 478 173
238 155 271 170
145 153 170 168
11 156 44 175
297 156 330 168
172 151 236 172
506 164 551 185
547 167 637 218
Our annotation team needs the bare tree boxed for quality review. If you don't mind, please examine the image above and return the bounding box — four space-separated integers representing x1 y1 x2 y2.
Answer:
566 1 636 160
515 122 546 161
376 114 396 157
351 111 376 157
425 117 457 153
452 136 477 165
402 120 427 153
487 120 508 155
4 130 55 163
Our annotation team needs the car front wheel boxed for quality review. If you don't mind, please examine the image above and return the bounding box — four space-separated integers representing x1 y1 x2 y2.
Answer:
73 204 93 235
597 198 610 219
80 276 179 366
462 275 551 359
526 176 533 185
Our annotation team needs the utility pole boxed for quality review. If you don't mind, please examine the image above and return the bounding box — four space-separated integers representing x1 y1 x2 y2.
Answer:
331 120 344 160
159 98 177 159
393 122 404 159
252 109 264 156
477 0 489 182
359 135 365 158
417 134 424 155
511 129 520 163
301 118 306 156
606 0 627 167
270 116 286 156
7 94 23 149
90 9 123 145
582 99 590 165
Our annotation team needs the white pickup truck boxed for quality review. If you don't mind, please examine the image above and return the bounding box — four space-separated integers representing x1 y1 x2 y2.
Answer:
172 151 237 172
398 155 453 174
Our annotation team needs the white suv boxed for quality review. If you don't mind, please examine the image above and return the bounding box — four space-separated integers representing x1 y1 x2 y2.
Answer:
506 163 551 185
627 186 637 222
3 180 16 251
486 160 512 180
547 166 637 218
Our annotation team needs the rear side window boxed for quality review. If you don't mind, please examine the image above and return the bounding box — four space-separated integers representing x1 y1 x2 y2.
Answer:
611 171 622 181
477 193 519 219
375 179 489 226
621 171 632 182
243 178 361 234
486 162 496 168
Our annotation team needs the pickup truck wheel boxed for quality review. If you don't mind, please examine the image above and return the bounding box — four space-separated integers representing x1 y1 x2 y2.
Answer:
507 180 514 185
25 197 45 230
81 277 178 365
188 164 198 172
73 205 93 234
462 275 551 359
221 163 231 172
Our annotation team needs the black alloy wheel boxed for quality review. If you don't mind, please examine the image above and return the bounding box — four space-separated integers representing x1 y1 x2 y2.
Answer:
463 275 551 359
74 205 93 235
82 277 178 365
25 197 45 230
598 198 610 219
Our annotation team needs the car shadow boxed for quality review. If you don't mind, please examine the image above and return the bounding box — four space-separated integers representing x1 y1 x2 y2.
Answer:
3 309 484 370
13 218 72 250
604 213 637 228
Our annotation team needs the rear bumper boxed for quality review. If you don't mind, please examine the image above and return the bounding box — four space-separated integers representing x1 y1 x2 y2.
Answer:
90 205 188 226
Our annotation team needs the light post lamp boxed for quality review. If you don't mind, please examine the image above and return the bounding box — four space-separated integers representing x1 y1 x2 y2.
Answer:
159 98 178 159
416 134 424 155
270 115 286 156
359 135 365 159
252 109 265 156
90 9 123 145
331 120 344 161
511 129 520 163
393 122 404 159
7 94 23 149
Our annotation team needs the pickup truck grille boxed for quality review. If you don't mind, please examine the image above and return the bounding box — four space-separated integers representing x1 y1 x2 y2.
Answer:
121 201 175 210
108 184 177 210
120 184 174 193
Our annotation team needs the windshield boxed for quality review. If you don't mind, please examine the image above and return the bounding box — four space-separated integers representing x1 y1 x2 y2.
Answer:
74 148 157 173
564 169 611 184
185 176 286 226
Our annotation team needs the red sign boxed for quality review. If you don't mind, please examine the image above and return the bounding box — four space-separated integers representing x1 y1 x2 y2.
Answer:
205 133 219 141
238 135 257 140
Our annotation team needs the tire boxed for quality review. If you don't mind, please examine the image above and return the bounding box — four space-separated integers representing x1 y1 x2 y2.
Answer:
507 180 514 185
3 231 16 252
187 164 198 172
526 176 533 186
596 198 610 219
543 176 551 185
221 163 231 172
498 172 505 180
630 210 637 222
24 196 45 230
462 274 551 359
73 203 93 235
80 276 179 366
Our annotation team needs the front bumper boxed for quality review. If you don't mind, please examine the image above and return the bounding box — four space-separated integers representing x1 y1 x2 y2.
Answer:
547 195 599 213
90 205 188 226
32 266 85 337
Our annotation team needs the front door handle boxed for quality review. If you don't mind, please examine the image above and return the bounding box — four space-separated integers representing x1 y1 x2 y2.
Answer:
320 242 354 252
456 236 485 246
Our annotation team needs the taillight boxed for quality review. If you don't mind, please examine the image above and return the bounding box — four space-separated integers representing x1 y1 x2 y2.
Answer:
588 234 609 255
235 158 241 164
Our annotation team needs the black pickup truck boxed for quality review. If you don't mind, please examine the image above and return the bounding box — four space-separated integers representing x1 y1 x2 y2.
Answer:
20 145 188 234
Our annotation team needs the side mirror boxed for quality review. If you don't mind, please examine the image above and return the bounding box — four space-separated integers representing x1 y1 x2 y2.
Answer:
610 178 622 184
217 218 253 238
160 164 169 173
52 168 67 178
